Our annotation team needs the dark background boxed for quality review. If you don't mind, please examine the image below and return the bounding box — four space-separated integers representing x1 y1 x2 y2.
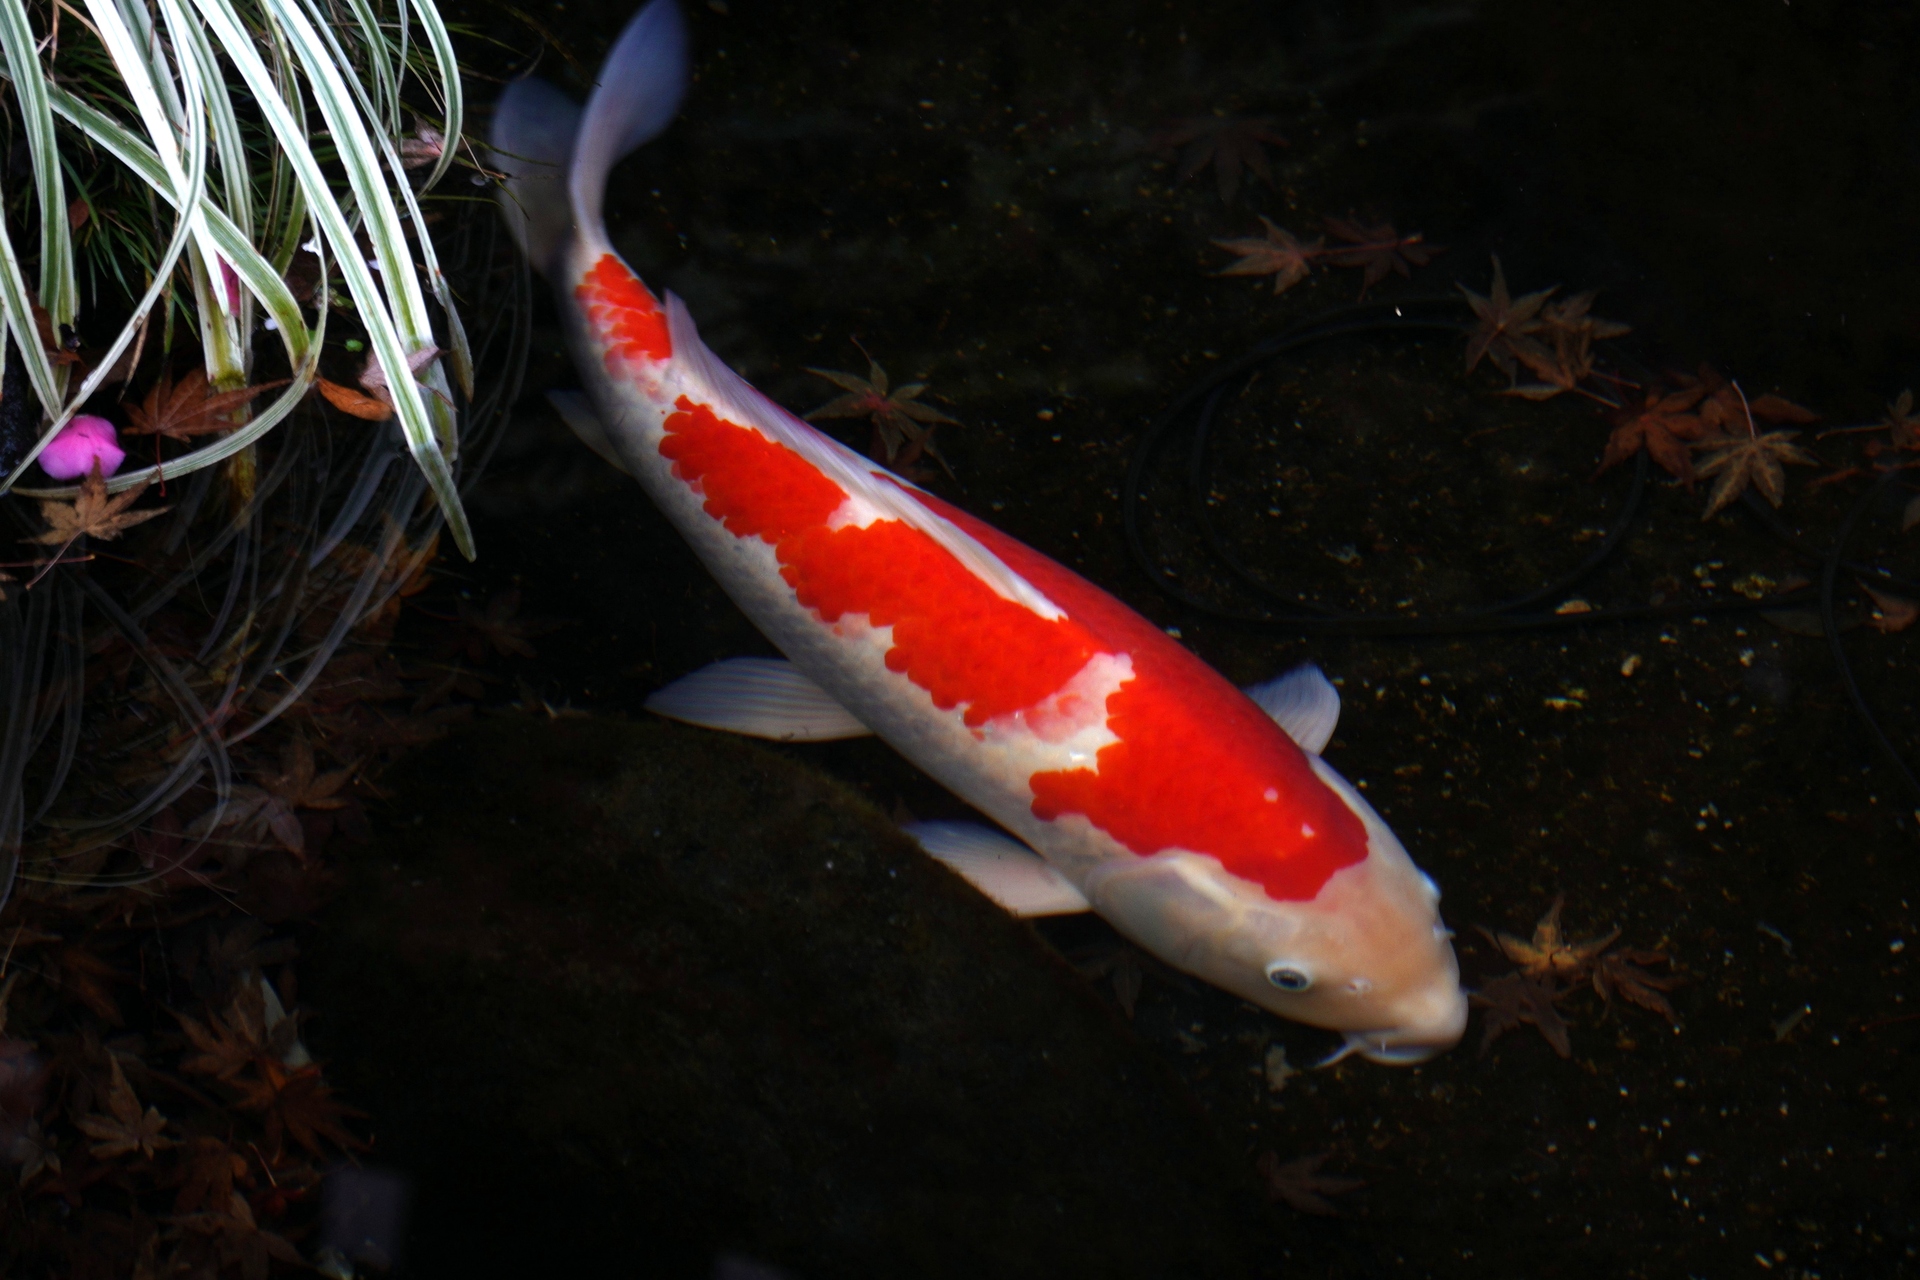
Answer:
312 2 1920 1275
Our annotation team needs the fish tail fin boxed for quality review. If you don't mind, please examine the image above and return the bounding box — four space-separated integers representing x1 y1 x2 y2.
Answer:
489 77 584 276
567 0 689 242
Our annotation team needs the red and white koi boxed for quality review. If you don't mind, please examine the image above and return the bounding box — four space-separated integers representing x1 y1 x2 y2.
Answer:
489 0 1466 1064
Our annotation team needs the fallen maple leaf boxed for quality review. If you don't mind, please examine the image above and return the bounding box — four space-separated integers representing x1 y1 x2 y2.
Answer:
1864 584 1918 633
232 1058 368 1159
1691 366 1817 437
1459 254 1553 379
29 460 168 547
1476 896 1619 981
170 1134 248 1214
74 1056 174 1160
315 377 395 421
1211 216 1322 295
803 350 960 476
315 345 446 422
122 367 287 442
1538 291 1632 344
1818 389 1918 452
177 995 269 1082
1880 389 1920 450
1471 971 1571 1058
1320 216 1440 298
1149 114 1287 204
1694 429 1817 519
1596 385 1715 486
1256 1151 1365 1215
1589 948 1682 1024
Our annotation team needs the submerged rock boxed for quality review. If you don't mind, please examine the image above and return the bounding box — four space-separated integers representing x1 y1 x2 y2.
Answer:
303 714 1291 1278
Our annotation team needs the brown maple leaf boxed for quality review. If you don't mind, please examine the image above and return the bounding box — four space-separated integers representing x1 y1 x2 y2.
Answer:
1255 1151 1365 1216
1210 216 1322 295
29 460 168 547
1877 389 1918 451
1689 366 1817 437
314 344 443 422
170 1134 248 1214
1500 289 1631 402
314 377 394 421
1865 583 1919 634
1596 384 1715 486
74 1055 174 1159
177 992 271 1082
1320 216 1441 299
398 117 447 169
232 1058 367 1159
172 1190 303 1278
1693 429 1818 519
1471 971 1571 1058
122 367 287 441
1477 895 1620 980
1459 255 1554 379
218 735 358 857
447 587 563 663
1149 114 1287 204
51 943 126 1025
804 350 960 476
1504 327 1598 402
1590 948 1682 1025
1539 291 1631 344
1821 388 1920 452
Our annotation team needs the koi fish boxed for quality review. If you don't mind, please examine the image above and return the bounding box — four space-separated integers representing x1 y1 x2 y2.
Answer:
489 0 1466 1064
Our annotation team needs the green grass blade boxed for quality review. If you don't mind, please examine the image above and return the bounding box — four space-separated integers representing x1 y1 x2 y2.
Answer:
336 0 402 134
167 1 254 241
0 79 210 494
81 0 229 308
45 85 313 369
0 0 78 331
412 0 465 194
293 0 471 397
188 0 474 557
0 223 64 428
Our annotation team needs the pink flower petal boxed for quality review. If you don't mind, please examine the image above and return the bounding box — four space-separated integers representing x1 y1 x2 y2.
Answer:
40 415 126 480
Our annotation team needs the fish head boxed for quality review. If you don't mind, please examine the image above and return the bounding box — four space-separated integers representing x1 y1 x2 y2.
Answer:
1083 755 1465 1064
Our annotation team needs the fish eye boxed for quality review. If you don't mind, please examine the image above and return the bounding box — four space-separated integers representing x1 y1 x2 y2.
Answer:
1265 962 1312 992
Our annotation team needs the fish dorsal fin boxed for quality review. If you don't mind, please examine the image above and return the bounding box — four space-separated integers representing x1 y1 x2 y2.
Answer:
646 657 874 741
1244 664 1341 754
546 389 630 474
488 77 583 276
903 821 1092 917
568 0 689 239
661 294 1065 622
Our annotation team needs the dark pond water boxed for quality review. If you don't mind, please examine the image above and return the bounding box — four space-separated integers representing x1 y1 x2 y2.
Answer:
318 1 1920 1275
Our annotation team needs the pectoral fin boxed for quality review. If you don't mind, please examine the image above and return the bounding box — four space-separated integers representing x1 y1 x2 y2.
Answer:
1244 663 1341 755
645 657 874 741
903 821 1091 917
546 389 631 474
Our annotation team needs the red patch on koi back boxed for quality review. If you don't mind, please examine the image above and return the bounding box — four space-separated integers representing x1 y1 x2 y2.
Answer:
659 399 1099 725
659 399 842 539
575 254 671 365
913 491 1369 901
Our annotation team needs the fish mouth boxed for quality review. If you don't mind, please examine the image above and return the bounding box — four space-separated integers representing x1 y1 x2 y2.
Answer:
1347 1034 1448 1065
1317 1030 1454 1068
